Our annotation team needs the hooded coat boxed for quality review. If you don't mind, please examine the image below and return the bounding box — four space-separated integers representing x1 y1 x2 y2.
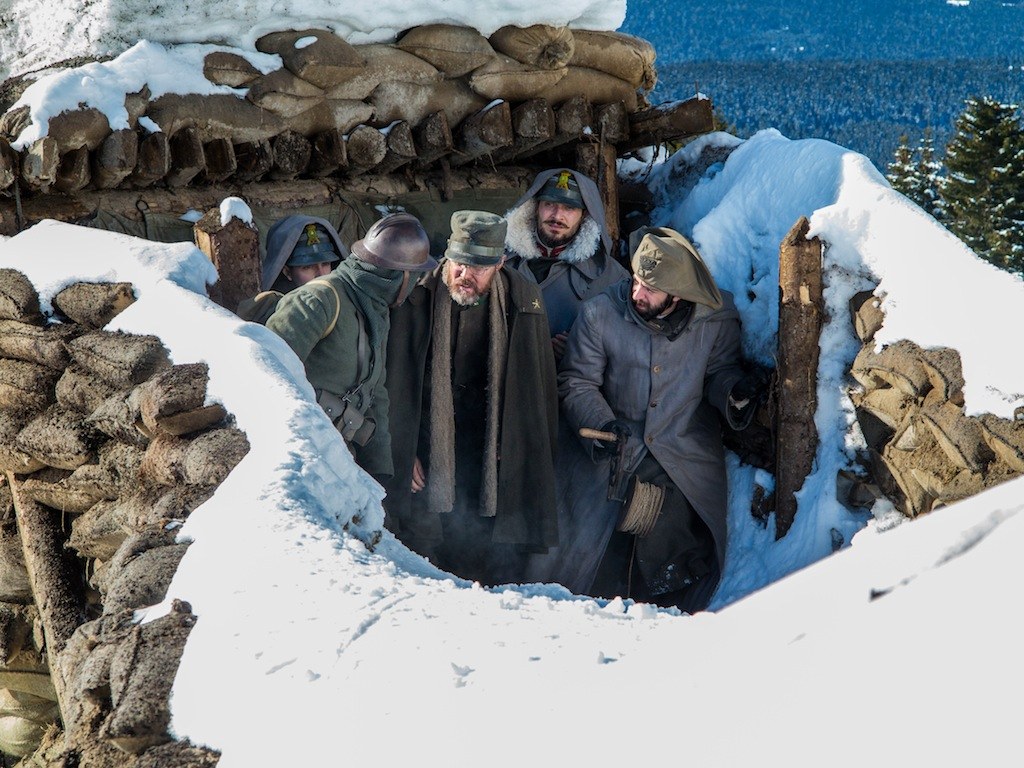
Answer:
266 258 403 477
382 264 559 576
261 214 348 292
552 278 748 599
503 168 628 337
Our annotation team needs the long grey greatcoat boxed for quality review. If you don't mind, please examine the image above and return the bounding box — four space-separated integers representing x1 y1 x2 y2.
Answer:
503 168 628 337
555 279 748 594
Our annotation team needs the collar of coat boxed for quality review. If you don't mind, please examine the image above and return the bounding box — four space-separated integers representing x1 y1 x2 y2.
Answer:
504 199 603 266
608 278 739 336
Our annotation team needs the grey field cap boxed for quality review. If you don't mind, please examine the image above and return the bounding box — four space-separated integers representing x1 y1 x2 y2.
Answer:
444 210 508 267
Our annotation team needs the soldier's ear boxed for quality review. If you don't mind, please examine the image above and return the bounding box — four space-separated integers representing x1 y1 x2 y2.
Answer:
495 255 506 271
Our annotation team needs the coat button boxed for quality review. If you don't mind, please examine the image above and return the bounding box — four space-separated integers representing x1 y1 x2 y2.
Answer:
646 436 653 444
653 365 662 374
650 401 657 408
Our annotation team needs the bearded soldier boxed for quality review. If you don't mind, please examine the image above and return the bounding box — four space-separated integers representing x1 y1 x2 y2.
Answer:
384 210 558 586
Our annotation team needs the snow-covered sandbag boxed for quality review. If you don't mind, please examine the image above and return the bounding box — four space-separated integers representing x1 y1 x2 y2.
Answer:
264 29 368 90
140 427 249 487
202 51 262 88
0 411 45 475
0 271 41 325
19 464 116 513
55 366 122 415
245 69 325 119
569 29 656 90
66 330 171 389
468 55 568 101
369 79 487 128
326 44 441 100
86 388 148 448
0 359 58 411
489 24 575 70
51 281 136 329
535 65 639 111
284 99 375 137
68 499 130 561
14 405 97 471
396 24 496 77
0 320 77 370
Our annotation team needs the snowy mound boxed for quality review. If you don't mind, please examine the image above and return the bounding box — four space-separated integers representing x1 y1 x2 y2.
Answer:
0 0 626 79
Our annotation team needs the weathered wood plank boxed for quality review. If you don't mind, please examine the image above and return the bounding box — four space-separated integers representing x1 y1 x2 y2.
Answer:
488 99 555 165
55 145 91 194
595 101 630 144
0 137 17 192
576 139 620 244
374 121 417 175
624 96 714 151
20 137 59 193
450 100 513 167
412 110 453 168
92 128 139 189
166 127 205 187
346 125 387 175
515 95 593 161
194 209 260 311
200 138 237 184
233 139 273 184
269 130 311 181
307 129 347 178
775 216 823 538
130 131 170 188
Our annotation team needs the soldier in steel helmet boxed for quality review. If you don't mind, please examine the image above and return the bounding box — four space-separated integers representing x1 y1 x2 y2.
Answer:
383 210 559 586
267 212 437 477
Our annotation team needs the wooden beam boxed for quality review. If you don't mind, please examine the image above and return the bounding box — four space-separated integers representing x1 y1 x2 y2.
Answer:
130 131 170 188
20 137 59 193
200 138 237 184
374 121 417 175
0 137 17 192
307 129 347 178
412 110 453 168
5 472 87 730
166 127 205 187
345 125 387 175
233 140 273 184
576 139 620 245
595 101 630 145
624 96 714 151
194 208 260 311
515 95 592 161
269 130 311 181
451 100 514 168
775 216 823 538
55 146 91 194
91 128 139 190
488 99 555 165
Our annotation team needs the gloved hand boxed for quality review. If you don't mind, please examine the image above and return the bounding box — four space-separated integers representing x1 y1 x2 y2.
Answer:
729 365 771 411
593 419 631 460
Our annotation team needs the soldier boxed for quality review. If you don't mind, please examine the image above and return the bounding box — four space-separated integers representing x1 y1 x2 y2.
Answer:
556 227 768 612
384 210 559 586
503 168 628 360
266 213 437 478
237 215 346 323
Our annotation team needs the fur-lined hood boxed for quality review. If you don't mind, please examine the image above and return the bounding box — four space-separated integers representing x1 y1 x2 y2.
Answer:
504 168 611 264
504 198 604 265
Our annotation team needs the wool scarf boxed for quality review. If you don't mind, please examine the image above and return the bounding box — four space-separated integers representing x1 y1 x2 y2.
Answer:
426 272 509 519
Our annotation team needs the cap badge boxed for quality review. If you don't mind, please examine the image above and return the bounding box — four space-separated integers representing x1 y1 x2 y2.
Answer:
304 224 321 246
555 171 572 191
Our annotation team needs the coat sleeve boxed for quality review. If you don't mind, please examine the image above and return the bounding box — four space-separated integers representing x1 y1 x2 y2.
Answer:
702 313 747 428
557 298 617 451
357 340 394 478
265 285 334 363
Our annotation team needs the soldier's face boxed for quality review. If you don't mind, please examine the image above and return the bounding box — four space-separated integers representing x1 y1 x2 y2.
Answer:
631 276 678 320
445 258 505 306
536 201 584 248
284 262 332 285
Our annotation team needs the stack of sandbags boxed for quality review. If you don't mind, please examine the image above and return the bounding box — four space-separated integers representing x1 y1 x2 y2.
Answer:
0 270 245 763
847 291 1024 517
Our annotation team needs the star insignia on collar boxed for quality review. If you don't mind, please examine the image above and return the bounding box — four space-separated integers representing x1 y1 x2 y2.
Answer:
532 299 541 310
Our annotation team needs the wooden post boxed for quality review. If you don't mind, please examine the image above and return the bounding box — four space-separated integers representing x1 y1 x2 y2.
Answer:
775 216 823 538
624 96 715 151
0 137 17 192
346 125 387 175
193 207 260 312
375 121 417 175
269 130 311 181
166 127 205 187
55 146 92 194
489 99 555 165
200 138 237 184
91 128 139 189
5 472 86 730
413 111 453 167
451 101 514 167
20 137 59 192
130 131 170 188
308 129 347 178
233 139 273 184
576 139 620 244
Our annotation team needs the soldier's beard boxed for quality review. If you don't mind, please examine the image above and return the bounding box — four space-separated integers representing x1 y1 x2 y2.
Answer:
633 293 675 320
445 267 492 306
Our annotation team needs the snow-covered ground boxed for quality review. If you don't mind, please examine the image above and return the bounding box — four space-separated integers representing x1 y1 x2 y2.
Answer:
2 1 1023 764
2 125 1022 766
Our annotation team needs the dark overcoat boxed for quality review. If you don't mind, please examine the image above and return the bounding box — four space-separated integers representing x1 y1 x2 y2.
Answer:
383 266 559 556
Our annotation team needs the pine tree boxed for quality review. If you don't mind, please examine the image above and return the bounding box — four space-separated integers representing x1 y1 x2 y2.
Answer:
914 127 945 222
941 96 1024 275
886 134 916 196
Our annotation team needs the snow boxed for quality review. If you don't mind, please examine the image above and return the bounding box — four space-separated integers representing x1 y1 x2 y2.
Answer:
2 2 1024 765
0 0 626 80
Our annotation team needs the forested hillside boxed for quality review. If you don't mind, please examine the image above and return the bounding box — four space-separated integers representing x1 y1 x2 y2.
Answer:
622 0 1024 168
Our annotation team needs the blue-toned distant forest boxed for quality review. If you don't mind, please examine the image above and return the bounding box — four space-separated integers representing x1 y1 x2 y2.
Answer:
621 0 1024 169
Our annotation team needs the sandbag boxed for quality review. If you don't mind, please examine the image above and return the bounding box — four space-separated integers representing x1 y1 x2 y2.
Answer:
117 484 217 529
0 269 42 325
202 51 262 88
20 463 118 513
55 365 122 415
144 93 287 144
489 24 575 70
246 68 325 119
101 542 189 615
86 387 149 448
0 492 32 603
0 707 56 758
285 99 375 137
271 29 368 90
51 281 136 329
0 359 59 411
0 320 78 369
97 441 144 490
140 426 249 487
369 79 488 129
395 24 496 77
0 411 46 475
68 499 130 561
569 30 657 91
535 65 639 111
14 405 97 471
66 330 171 388
326 44 441 100
468 55 568 101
